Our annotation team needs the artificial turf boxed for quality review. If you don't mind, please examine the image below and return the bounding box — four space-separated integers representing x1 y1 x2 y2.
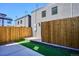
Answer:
20 40 79 56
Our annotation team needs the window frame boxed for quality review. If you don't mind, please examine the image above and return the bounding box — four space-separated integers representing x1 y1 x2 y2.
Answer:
20 20 22 24
42 10 46 18
51 6 58 15
17 21 19 25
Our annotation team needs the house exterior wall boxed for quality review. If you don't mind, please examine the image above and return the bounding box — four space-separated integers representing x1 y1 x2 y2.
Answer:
0 20 11 26
31 3 79 39
72 3 79 17
15 15 31 27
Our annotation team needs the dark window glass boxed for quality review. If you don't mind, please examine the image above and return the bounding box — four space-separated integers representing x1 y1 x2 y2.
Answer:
18 21 19 24
52 6 57 15
42 10 46 17
20 20 22 24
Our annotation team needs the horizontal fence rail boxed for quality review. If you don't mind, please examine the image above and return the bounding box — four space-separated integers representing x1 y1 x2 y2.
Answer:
0 27 32 44
41 16 79 49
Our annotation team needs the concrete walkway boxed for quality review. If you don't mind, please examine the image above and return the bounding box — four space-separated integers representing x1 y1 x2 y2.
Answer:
25 37 42 42
0 44 43 56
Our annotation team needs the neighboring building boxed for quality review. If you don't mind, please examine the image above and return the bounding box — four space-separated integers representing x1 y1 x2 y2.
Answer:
15 15 31 27
31 3 79 39
0 13 12 26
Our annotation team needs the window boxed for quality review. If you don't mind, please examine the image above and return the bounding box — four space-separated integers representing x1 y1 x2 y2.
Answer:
20 20 22 24
42 10 46 17
18 21 19 24
51 6 58 15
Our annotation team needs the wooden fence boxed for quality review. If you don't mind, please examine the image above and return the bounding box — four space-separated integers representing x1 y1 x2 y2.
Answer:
41 16 79 49
0 27 32 44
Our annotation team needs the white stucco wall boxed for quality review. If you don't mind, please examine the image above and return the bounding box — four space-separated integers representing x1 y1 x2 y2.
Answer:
15 16 29 27
72 3 79 17
32 3 79 39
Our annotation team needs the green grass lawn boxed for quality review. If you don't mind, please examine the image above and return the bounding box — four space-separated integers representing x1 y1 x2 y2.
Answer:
19 40 79 56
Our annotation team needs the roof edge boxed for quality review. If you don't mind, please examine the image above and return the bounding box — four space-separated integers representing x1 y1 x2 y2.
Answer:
15 14 30 21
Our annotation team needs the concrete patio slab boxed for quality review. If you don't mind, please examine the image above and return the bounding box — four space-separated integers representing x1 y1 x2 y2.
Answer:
0 44 43 56
25 37 42 42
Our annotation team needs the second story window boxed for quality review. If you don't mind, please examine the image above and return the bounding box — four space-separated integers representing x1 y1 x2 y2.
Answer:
42 10 46 18
51 6 58 15
20 20 22 24
18 21 19 24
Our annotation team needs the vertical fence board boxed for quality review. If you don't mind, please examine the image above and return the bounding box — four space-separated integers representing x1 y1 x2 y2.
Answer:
41 22 49 42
